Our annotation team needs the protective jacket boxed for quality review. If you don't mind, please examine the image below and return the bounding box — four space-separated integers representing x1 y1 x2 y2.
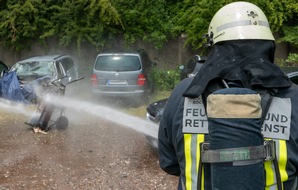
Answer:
158 41 298 190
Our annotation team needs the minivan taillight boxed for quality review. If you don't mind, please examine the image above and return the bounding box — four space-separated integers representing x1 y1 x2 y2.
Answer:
137 74 146 86
91 74 98 86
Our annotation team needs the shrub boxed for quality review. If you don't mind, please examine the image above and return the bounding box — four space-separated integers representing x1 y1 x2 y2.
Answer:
286 53 298 66
151 68 180 91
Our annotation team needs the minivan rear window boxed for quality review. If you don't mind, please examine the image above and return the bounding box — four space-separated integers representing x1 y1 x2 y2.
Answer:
94 55 141 71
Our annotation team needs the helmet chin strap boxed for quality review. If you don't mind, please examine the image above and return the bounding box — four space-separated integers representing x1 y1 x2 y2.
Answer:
202 32 213 48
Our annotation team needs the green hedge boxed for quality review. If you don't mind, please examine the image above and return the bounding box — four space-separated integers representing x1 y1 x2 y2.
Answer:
151 68 180 91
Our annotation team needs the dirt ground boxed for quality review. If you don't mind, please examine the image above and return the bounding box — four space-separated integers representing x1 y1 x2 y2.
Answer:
0 100 178 190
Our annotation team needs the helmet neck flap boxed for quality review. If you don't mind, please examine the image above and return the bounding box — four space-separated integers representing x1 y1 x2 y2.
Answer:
183 40 292 98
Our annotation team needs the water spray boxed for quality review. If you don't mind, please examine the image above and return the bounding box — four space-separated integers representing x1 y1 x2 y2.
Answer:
0 92 159 139
46 94 159 138
0 98 34 117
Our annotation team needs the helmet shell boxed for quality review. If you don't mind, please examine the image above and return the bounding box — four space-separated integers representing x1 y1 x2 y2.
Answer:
208 2 275 45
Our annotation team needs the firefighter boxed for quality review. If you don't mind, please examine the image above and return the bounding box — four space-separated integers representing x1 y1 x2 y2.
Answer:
158 1 298 190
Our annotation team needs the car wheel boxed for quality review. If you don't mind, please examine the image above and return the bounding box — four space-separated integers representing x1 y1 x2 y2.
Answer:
56 116 69 130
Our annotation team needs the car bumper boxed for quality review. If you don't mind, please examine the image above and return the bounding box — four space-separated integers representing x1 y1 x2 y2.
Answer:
91 88 147 97
145 112 159 150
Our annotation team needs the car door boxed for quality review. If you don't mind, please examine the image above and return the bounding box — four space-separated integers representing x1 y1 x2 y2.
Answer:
54 61 68 85
0 61 9 77
59 57 78 82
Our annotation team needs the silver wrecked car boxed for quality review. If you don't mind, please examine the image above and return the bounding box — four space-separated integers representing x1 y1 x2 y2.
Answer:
9 54 79 103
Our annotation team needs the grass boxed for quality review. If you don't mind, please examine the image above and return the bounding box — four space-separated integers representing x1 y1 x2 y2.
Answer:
150 90 171 103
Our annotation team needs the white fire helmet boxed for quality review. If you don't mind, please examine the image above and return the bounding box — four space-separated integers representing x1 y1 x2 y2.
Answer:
208 1 275 46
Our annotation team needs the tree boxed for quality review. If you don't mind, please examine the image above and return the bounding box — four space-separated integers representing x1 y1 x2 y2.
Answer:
0 0 45 50
0 0 123 51
113 0 176 49
0 0 297 54
174 0 298 50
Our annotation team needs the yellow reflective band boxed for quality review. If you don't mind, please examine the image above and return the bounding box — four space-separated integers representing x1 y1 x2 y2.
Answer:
184 134 193 190
265 160 275 189
264 138 276 189
184 134 205 190
279 140 288 184
265 139 288 190
197 135 205 190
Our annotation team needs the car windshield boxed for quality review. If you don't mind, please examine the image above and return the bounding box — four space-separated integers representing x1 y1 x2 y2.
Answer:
12 61 54 76
95 55 141 71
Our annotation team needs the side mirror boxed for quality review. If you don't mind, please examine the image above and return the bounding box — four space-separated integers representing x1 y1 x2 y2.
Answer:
179 65 185 70
151 61 157 66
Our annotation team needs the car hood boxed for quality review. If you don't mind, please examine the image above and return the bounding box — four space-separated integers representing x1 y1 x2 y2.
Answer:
17 74 50 85
146 98 168 122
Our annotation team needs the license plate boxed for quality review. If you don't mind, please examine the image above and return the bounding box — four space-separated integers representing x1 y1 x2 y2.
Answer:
107 80 127 85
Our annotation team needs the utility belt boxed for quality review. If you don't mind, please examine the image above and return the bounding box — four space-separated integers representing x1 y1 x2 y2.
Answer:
201 139 276 165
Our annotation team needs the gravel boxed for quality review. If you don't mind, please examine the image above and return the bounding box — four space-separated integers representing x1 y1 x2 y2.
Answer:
0 104 178 190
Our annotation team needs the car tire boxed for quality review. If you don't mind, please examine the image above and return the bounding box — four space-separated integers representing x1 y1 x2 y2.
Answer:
56 116 69 130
